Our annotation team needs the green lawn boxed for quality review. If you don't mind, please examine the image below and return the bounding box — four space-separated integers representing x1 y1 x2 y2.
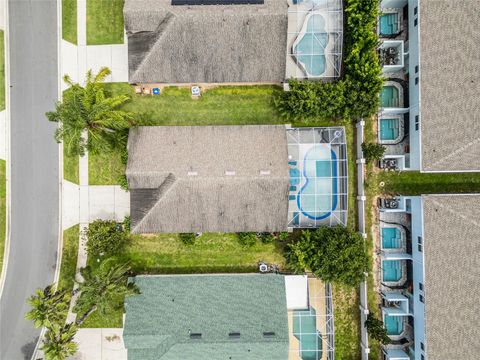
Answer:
376 171 480 195
63 148 79 184
58 225 79 292
0 160 5 276
333 285 361 360
87 0 124 45
79 232 286 327
62 0 77 44
0 30 5 111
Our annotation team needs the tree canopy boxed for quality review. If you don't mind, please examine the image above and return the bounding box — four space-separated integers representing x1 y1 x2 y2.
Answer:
46 67 133 156
286 226 369 287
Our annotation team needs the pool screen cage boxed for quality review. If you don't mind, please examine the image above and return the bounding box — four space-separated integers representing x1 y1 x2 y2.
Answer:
286 127 348 228
286 0 343 80
289 280 335 360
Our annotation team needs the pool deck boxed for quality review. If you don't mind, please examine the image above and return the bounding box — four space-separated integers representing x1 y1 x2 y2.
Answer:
288 278 329 360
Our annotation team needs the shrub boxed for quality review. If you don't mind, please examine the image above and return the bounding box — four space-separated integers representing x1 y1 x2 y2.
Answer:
84 220 129 257
275 0 383 121
179 233 196 245
362 142 386 163
278 232 290 242
237 232 258 247
259 233 276 244
123 216 131 233
118 174 129 191
365 315 391 344
286 226 369 287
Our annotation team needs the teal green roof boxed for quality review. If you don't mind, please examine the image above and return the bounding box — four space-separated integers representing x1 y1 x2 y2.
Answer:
124 274 289 360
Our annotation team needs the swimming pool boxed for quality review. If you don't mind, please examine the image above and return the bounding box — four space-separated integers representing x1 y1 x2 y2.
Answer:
292 13 328 77
296 144 338 220
384 314 404 336
381 86 399 108
381 227 402 249
379 13 399 35
382 260 402 282
379 118 400 141
293 307 322 360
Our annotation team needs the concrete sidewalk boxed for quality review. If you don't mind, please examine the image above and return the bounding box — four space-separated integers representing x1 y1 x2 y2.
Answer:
60 0 128 89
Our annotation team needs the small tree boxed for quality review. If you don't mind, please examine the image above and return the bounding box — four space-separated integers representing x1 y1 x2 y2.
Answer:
179 233 196 245
286 226 369 287
365 315 391 344
237 232 258 247
74 260 140 317
41 323 78 360
46 67 133 156
84 220 129 257
25 285 70 329
362 142 386 163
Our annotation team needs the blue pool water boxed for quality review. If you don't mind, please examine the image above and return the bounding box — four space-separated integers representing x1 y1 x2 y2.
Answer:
293 307 322 360
381 86 399 108
297 145 338 220
293 14 328 77
384 315 404 336
290 168 301 185
379 118 400 140
382 260 402 282
382 227 402 249
379 13 399 35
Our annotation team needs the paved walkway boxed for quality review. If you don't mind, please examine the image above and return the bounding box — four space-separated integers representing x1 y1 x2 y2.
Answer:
60 0 128 91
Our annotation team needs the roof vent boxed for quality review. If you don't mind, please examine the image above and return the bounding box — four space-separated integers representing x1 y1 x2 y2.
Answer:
187 171 198 176
228 332 241 339
190 333 202 339
259 170 270 175
225 171 236 176
263 331 276 338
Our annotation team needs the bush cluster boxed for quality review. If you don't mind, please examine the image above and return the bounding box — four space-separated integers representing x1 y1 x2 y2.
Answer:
286 226 369 287
276 0 383 121
84 220 130 257
179 233 196 245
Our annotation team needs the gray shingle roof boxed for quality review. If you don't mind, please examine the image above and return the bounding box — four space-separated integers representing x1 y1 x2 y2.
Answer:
126 125 290 233
123 0 288 83
422 194 480 360
123 274 290 360
419 0 480 171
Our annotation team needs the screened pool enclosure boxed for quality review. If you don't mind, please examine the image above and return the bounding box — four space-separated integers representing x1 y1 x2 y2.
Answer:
286 0 343 80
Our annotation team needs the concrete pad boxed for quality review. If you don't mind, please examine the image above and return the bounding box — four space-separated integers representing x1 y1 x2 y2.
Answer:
0 1 5 30
70 328 127 360
86 46 113 81
0 111 6 160
110 45 129 82
86 45 129 83
89 186 115 221
79 186 89 223
62 180 80 229
61 41 80 88
113 186 130 221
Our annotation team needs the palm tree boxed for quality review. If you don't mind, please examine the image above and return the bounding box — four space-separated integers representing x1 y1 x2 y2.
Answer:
41 323 78 360
46 67 133 156
74 260 140 317
25 285 70 329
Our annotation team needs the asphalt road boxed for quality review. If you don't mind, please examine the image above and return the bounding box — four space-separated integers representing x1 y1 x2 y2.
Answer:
0 0 60 359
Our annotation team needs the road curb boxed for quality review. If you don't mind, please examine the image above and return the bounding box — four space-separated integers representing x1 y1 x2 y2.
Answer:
0 0 12 299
